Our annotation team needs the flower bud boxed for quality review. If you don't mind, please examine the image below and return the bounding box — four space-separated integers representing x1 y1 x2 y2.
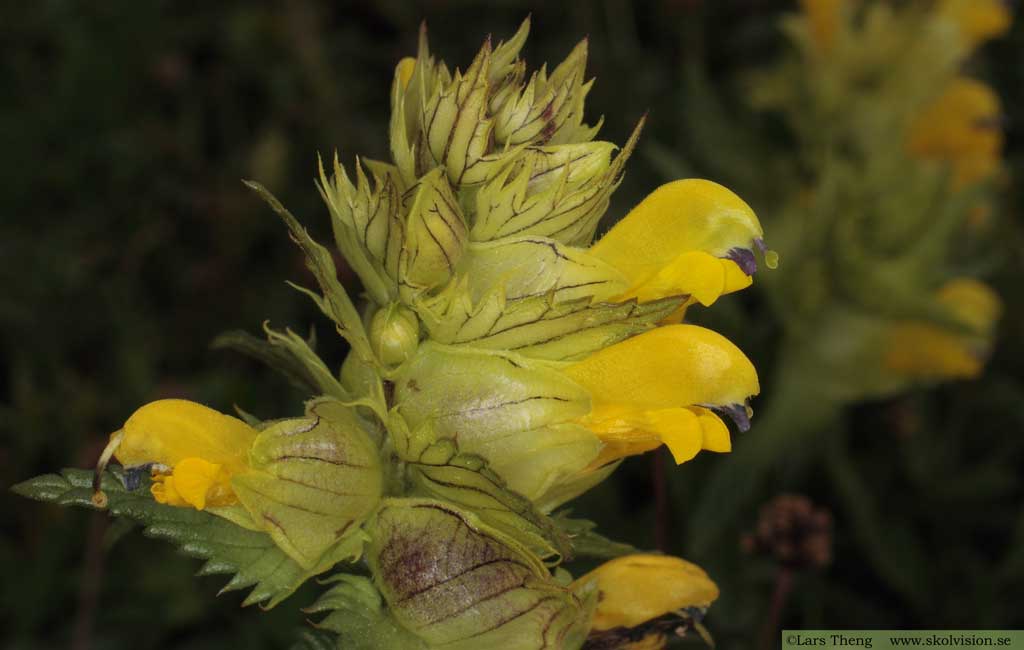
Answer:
366 499 593 649
471 140 622 244
492 39 597 147
415 41 511 187
369 303 420 367
400 168 468 296
318 154 405 297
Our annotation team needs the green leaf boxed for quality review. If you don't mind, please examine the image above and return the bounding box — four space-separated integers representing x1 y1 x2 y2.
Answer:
12 468 337 608
305 574 426 650
212 324 349 400
550 512 635 559
243 180 375 366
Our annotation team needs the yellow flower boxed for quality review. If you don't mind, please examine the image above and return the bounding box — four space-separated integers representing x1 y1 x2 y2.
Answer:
906 77 1004 189
590 179 771 312
564 324 759 465
109 399 258 510
799 0 847 54
940 0 1012 49
885 278 1001 380
574 554 719 633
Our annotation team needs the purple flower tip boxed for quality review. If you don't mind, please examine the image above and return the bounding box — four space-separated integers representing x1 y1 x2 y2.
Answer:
713 403 752 432
726 247 758 276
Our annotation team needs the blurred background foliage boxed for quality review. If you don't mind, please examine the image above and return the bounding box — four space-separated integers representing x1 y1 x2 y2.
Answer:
2 1 1022 648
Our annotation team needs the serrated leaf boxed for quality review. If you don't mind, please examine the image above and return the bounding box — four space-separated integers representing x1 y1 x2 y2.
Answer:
306 574 426 650
212 324 349 400
243 180 375 366
12 468 343 608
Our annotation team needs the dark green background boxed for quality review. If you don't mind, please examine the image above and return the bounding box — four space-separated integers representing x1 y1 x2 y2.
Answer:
3 2 1022 648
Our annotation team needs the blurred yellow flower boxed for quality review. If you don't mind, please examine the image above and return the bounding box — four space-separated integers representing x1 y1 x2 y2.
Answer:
564 324 759 465
906 77 1004 189
575 554 719 632
885 278 1001 380
799 0 847 53
940 0 1012 49
109 399 257 510
590 179 768 311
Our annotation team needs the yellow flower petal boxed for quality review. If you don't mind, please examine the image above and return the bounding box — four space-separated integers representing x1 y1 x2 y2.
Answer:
564 324 760 412
574 554 719 632
939 278 1001 333
175 458 229 510
566 326 755 464
114 399 258 474
884 278 1001 381
396 57 416 91
151 473 185 507
625 250 754 307
696 407 732 453
800 0 847 54
590 179 764 303
906 78 1003 189
940 0 1012 49
580 405 733 466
